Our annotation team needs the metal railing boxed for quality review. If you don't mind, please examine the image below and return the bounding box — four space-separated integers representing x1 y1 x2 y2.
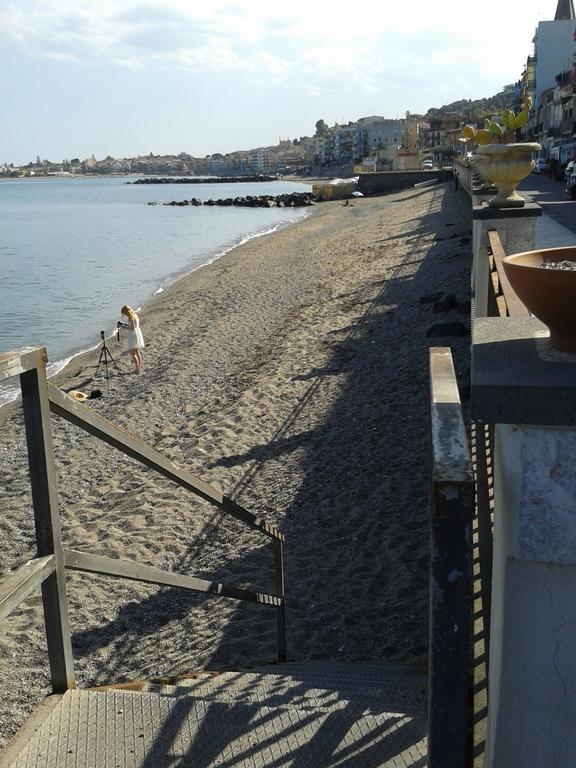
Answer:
0 346 287 693
428 347 474 768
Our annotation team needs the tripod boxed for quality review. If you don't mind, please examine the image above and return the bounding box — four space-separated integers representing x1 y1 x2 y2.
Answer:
94 331 121 392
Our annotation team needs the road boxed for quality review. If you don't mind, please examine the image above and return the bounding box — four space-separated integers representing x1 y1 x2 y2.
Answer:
519 172 576 237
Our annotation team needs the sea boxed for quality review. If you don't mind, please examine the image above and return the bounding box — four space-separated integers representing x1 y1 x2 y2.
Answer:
0 176 312 406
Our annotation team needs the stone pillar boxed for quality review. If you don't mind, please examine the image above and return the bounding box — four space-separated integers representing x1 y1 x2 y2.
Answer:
472 317 576 768
472 203 541 318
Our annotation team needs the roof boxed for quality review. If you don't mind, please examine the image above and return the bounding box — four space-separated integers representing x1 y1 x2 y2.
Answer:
555 0 575 20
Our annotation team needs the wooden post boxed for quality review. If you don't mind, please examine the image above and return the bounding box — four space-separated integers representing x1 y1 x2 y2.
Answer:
20 356 75 692
274 539 287 662
428 348 474 768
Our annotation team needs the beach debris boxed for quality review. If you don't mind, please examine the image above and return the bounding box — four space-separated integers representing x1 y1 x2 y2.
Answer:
426 321 469 338
432 293 458 313
68 390 88 402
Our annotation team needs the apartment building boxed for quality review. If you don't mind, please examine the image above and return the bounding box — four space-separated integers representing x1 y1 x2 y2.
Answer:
533 1 576 110
356 116 405 156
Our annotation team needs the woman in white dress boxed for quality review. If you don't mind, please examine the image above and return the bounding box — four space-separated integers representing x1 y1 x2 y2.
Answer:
120 305 145 374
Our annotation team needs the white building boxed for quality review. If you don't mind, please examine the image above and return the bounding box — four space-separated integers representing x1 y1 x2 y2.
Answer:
533 0 576 109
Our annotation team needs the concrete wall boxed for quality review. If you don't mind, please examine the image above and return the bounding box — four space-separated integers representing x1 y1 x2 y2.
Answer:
358 169 451 195
486 423 576 766
304 164 355 180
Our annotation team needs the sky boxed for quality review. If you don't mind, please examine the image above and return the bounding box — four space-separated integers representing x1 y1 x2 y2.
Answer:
0 0 558 164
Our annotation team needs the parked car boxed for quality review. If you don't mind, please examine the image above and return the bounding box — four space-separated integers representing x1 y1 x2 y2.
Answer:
565 173 576 199
533 159 551 174
421 159 434 170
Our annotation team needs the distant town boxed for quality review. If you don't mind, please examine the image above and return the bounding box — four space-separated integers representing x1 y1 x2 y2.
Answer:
0 105 516 180
3 4 576 180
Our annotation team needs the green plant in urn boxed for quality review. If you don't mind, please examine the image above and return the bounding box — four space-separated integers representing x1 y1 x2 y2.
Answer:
460 101 541 207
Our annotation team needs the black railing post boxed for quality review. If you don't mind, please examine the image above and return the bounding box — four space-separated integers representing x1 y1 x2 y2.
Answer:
20 355 75 692
274 538 287 662
428 348 474 768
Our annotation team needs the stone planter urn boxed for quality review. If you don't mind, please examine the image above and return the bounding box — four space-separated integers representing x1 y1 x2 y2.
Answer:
474 142 541 208
503 247 576 352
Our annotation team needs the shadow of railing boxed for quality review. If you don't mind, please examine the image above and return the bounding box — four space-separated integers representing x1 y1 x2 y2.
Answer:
69 181 474 679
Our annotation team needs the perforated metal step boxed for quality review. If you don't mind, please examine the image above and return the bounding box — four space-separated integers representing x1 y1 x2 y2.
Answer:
147 663 427 716
6 663 428 767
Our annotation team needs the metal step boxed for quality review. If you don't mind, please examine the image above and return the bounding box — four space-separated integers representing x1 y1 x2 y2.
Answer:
143 663 428 716
7 683 428 767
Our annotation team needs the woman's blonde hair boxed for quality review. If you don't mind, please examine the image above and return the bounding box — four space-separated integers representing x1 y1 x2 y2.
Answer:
121 305 138 323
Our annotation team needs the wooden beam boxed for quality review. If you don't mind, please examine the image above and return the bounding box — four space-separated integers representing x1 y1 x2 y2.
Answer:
0 347 46 384
0 556 56 622
20 366 76 691
48 383 283 542
487 230 530 318
63 549 283 607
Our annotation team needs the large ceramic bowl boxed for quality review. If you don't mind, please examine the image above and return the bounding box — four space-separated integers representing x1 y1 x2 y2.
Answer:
503 247 576 352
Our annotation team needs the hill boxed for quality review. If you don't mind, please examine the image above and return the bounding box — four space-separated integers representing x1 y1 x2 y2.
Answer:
426 88 515 118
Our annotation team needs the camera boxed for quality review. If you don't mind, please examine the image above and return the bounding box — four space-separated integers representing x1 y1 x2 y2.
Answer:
116 321 128 345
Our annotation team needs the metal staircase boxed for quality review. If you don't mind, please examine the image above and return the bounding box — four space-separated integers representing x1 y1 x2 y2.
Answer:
1 345 474 768
5 662 428 767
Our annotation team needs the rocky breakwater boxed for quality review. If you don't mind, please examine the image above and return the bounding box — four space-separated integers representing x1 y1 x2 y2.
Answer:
131 175 278 184
151 192 315 208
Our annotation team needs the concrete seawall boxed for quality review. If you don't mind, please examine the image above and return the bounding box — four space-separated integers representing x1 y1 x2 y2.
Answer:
358 169 451 195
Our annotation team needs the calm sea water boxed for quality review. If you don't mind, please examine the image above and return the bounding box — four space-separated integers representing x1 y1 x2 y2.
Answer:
0 176 311 404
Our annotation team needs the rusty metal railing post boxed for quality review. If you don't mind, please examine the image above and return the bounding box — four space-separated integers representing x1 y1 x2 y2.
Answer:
20 353 75 692
428 348 474 768
274 538 287 662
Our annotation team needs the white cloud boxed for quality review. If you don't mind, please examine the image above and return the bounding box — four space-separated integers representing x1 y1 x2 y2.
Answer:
0 0 558 96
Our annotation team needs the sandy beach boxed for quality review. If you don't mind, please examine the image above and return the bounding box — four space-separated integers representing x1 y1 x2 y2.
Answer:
0 182 471 747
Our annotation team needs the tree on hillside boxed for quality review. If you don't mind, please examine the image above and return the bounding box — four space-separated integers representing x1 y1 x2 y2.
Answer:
426 88 515 118
315 119 329 137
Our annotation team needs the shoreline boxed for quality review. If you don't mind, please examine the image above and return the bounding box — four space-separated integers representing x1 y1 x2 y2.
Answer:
0 184 472 746
0 208 311 415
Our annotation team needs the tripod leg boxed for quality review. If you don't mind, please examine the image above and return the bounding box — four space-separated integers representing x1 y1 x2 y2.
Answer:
94 346 106 380
105 345 122 373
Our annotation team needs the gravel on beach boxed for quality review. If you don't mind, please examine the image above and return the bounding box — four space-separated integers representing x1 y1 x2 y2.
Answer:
0 183 472 748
